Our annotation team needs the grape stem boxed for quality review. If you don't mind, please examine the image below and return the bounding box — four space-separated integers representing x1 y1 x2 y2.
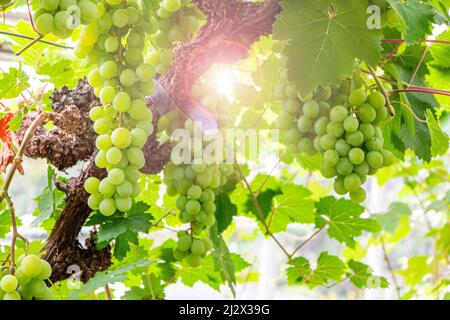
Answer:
390 100 427 123
380 236 402 300
25 0 40 35
16 34 44 56
367 65 396 116
389 88 450 97
0 31 73 50
383 39 450 46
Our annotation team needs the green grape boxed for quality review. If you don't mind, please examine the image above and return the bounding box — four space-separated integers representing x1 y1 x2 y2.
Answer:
112 8 129 28
343 116 359 133
84 177 100 194
96 134 112 151
335 139 351 157
297 116 313 133
187 185 202 200
358 104 376 123
375 106 387 123
89 106 104 121
127 147 145 169
37 260 52 280
186 200 201 215
116 181 133 197
163 0 181 13
366 151 383 169
99 61 118 79
111 128 132 149
336 158 354 176
125 166 140 181
127 31 143 48
15 268 31 286
99 86 116 104
88 193 102 210
366 137 383 151
314 117 330 136
130 128 148 148
323 149 339 166
320 163 338 178
136 120 153 135
113 92 131 112
176 195 188 211
79 0 98 23
115 197 132 212
350 187 366 203
318 101 330 116
120 69 137 87
29 279 49 298
99 179 115 197
186 254 201 267
136 64 156 82
359 123 375 140
284 127 301 144
41 0 59 11
283 99 300 114
202 201 216 215
333 177 347 195
349 89 367 106
21 255 42 277
202 238 213 251
368 91 385 109
125 47 144 66
330 105 348 122
354 161 370 178
0 275 18 293
128 99 147 120
54 10 70 30
346 131 364 147
108 168 125 185
204 213 216 226
178 235 192 252
104 36 119 53
303 100 320 118
173 249 186 260
3 291 21 300
191 239 205 256
344 174 362 192
98 11 113 31
298 138 314 154
106 147 122 165
319 134 337 150
382 149 395 166
348 148 365 165
316 86 332 101
99 198 116 216
326 121 344 138
35 14 54 34
60 0 77 10
95 150 108 168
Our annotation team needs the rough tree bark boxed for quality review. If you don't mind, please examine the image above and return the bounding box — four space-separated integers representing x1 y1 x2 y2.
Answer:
18 0 281 282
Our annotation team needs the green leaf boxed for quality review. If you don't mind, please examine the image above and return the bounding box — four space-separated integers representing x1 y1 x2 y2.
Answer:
122 274 165 300
388 0 435 44
215 192 237 233
398 256 432 286
0 67 29 99
271 184 315 233
373 202 411 234
429 30 450 68
273 0 381 95
68 259 153 299
0 209 21 238
426 110 449 156
315 196 381 248
177 255 222 291
37 55 77 88
348 260 389 289
286 252 346 288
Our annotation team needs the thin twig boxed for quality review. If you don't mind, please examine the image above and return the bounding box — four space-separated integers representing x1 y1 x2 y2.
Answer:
390 101 427 123
383 39 450 45
25 0 39 34
16 34 44 56
409 46 428 85
390 88 450 97
380 236 401 300
0 31 73 49
367 65 395 116
104 284 113 300
290 228 324 257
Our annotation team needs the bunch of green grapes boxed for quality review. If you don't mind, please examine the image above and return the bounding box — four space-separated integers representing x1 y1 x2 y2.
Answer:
34 0 101 38
68 0 157 216
317 88 394 203
148 0 203 74
0 255 53 300
160 116 241 267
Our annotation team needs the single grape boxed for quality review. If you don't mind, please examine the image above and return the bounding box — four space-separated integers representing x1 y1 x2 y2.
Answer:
84 177 100 194
111 128 132 149
21 255 42 278
354 161 370 178
350 188 367 203
343 116 359 133
284 127 301 144
366 137 383 151
104 36 119 53
127 147 146 169
99 61 118 79
320 163 338 178
327 121 344 138
88 193 102 210
320 134 337 150
359 123 375 140
358 104 376 123
89 106 104 121
3 291 21 300
375 106 387 123
95 150 108 168
297 116 313 133
303 100 320 118
283 99 300 114
368 91 386 109
177 235 192 252
335 139 351 157
334 177 348 195
99 179 115 197
346 131 364 147
35 13 54 34
191 239 205 256
0 275 18 293
116 181 133 197
119 69 137 87
99 198 116 216
298 138 314 154
79 0 98 22
115 197 132 212
344 174 362 192
125 166 140 182
136 64 156 82
348 148 365 165
106 147 122 165
330 105 348 122
202 201 216 215
163 0 181 12
382 149 395 166
37 260 52 280
113 92 131 112
319 101 331 116
336 158 354 176
108 168 125 185
366 151 384 169
186 254 202 267
112 8 129 28
349 89 367 107
314 117 330 136
96 134 112 151
187 185 202 200
99 86 116 104
125 47 144 66
186 200 201 215
323 149 339 166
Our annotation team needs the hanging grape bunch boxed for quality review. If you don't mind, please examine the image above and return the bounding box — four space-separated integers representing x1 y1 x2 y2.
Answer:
0 255 53 300
274 59 394 203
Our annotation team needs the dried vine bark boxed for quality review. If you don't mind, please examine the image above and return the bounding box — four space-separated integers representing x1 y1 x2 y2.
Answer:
19 0 281 282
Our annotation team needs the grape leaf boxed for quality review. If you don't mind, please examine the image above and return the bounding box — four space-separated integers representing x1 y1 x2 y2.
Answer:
286 252 345 288
0 67 29 99
271 184 315 233
429 30 450 68
122 274 165 300
373 202 411 234
398 256 432 286
348 260 389 289
0 209 21 238
215 192 237 233
426 110 449 156
177 255 222 290
388 0 435 44
273 0 382 95
315 196 381 248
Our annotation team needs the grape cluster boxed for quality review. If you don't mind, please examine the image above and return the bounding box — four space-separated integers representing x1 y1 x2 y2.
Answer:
161 117 241 267
274 65 394 202
34 0 100 38
149 0 202 74
71 1 157 216
0 255 53 300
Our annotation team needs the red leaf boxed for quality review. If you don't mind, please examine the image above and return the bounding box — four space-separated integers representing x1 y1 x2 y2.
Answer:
0 113 23 174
